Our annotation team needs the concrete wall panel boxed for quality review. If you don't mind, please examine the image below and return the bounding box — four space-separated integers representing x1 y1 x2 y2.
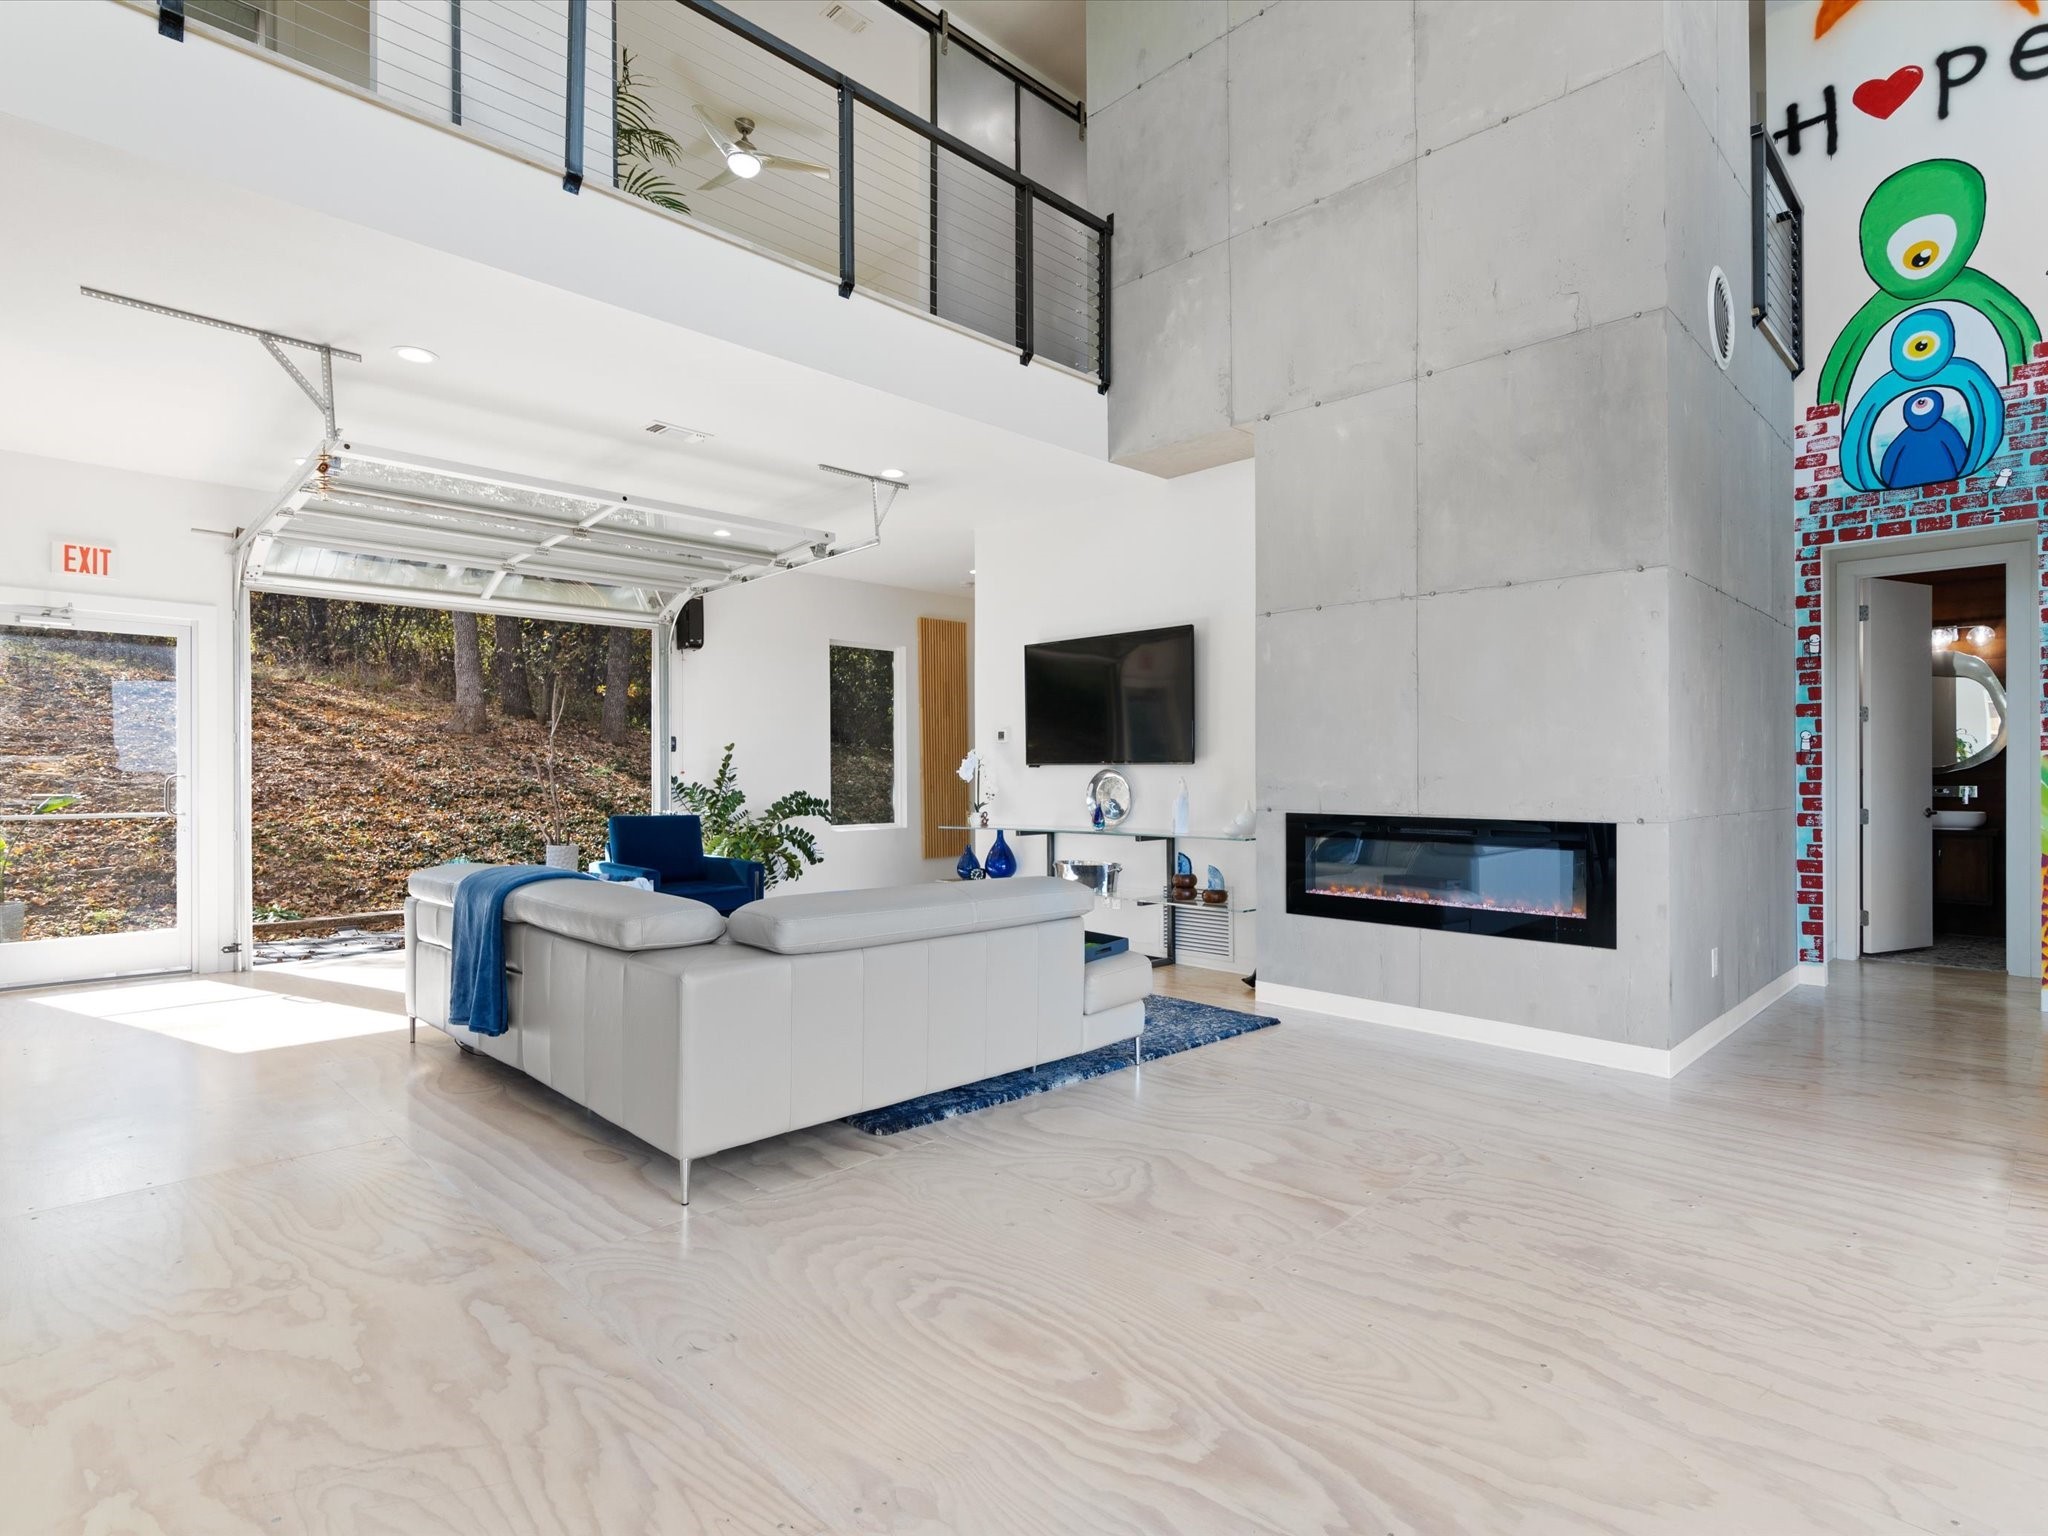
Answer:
1106 245 1235 467
1226 0 1415 236
1414 0 1662 153
1417 314 1672 593
1086 0 1229 111
1257 598 1419 816
1230 164 1417 422
1667 807 1796 1044
1256 381 1418 613
1417 568 1671 824
1089 43 1230 288
1667 574 1792 825
1417 59 1666 374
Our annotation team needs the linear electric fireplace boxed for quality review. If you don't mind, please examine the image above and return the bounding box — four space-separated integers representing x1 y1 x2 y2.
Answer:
1286 814 1617 948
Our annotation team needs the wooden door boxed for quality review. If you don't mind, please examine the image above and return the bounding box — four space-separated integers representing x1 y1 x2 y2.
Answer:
918 618 970 859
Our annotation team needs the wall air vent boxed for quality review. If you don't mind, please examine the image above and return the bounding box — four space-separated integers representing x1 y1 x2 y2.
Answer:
644 421 714 444
1707 266 1735 371
821 2 870 34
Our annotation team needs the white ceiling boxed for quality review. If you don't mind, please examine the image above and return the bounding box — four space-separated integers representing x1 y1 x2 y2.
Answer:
0 108 1139 596
945 0 1088 101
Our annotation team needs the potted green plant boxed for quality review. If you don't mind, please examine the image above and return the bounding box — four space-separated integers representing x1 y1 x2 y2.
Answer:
673 743 829 890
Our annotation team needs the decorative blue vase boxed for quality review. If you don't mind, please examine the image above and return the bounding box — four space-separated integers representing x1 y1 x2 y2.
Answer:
955 842 982 881
984 829 1017 879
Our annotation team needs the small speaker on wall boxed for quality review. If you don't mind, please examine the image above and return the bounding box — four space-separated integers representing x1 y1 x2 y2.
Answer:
674 597 704 650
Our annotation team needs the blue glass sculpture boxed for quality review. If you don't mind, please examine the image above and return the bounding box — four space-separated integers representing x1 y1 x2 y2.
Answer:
956 842 983 881
985 829 1018 878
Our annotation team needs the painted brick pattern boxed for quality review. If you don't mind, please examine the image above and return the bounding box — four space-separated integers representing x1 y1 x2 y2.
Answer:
1794 339 2048 969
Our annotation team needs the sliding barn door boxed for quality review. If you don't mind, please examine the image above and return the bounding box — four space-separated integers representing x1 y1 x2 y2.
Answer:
918 618 970 859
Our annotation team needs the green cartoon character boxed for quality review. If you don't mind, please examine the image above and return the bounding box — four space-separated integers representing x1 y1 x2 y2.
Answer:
1817 158 2040 408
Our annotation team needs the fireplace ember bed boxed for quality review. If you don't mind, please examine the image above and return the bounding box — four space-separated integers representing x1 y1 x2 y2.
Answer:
1285 813 1617 949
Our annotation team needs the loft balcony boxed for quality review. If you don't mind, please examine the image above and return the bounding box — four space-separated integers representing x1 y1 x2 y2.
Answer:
135 0 1109 386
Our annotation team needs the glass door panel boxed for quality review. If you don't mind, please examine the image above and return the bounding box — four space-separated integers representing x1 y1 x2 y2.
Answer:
0 621 191 986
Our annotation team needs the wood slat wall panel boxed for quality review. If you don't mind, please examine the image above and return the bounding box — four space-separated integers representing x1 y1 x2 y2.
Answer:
918 617 970 860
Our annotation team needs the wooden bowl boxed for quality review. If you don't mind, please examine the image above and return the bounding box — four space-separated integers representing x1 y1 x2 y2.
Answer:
1199 887 1228 905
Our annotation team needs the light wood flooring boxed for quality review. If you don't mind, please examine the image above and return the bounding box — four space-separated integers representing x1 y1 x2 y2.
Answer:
2 959 2044 1534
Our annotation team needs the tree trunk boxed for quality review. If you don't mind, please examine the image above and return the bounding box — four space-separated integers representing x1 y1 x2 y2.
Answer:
602 625 634 744
493 613 532 718
450 610 488 735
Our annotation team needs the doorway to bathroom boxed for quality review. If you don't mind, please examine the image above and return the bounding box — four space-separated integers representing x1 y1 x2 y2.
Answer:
1823 538 2041 979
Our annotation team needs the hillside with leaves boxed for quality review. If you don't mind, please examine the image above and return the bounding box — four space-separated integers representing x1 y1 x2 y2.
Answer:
251 665 648 921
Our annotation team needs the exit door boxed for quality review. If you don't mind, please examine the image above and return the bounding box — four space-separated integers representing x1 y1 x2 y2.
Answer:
0 612 194 987
1860 578 1934 954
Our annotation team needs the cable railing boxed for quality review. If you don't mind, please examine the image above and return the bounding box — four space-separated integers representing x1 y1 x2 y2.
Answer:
1750 124 1803 377
154 0 1110 388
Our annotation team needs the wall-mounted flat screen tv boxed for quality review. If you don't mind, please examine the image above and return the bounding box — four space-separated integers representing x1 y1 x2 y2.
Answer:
1024 624 1195 765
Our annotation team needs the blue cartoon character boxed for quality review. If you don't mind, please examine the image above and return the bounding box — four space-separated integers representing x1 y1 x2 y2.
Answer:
1840 309 2005 491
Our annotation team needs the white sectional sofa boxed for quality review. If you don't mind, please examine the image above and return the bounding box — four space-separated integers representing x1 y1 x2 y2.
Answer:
404 867 1152 1200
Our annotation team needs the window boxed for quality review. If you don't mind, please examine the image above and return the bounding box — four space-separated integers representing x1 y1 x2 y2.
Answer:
828 644 898 826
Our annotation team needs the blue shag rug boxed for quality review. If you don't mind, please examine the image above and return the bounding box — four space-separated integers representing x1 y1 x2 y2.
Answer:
845 994 1279 1135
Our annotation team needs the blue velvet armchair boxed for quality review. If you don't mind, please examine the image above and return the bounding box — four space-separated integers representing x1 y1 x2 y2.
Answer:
596 815 764 915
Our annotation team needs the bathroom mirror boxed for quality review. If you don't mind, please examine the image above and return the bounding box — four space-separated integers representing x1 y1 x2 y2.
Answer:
1932 650 2007 772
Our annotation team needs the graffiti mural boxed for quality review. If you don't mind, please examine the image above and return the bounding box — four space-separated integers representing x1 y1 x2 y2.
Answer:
1770 2 2048 982
1822 159 2040 491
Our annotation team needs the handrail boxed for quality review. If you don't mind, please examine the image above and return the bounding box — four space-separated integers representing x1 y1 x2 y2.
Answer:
1750 124 1804 376
677 0 1108 236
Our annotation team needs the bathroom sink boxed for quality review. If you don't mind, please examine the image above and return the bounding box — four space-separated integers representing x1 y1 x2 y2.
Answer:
1932 809 1988 830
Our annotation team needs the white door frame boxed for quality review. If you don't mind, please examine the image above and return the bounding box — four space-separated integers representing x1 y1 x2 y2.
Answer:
1 587 209 987
1822 533 2041 977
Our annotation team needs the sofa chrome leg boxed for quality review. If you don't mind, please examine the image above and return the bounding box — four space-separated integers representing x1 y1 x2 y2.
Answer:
408 1016 416 1045
678 1157 691 1206
1134 1032 1143 1069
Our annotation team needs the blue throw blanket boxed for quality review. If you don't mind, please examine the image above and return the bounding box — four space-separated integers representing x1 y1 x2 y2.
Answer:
448 865 591 1037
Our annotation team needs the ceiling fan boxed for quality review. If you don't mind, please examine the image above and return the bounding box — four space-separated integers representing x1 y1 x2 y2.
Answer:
691 105 832 191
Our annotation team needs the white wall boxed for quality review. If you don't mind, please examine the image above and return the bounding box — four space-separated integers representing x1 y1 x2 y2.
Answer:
675 570 973 895
0 449 258 977
971 458 1256 967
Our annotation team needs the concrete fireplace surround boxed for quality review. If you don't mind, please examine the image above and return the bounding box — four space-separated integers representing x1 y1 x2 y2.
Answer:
1087 0 1796 1070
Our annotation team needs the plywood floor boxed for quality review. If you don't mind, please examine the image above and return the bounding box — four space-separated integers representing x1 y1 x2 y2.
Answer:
2 960 2044 1534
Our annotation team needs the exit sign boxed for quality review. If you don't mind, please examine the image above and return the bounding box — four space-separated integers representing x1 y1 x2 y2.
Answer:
53 541 114 577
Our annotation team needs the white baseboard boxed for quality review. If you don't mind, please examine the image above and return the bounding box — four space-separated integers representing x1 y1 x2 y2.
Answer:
1256 967 1801 1080
1666 968 1802 1075
1796 962 1829 988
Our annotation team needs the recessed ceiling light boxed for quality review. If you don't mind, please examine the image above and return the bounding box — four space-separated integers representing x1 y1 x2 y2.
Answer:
391 345 437 364
968 567 976 575
713 529 732 538
880 467 906 480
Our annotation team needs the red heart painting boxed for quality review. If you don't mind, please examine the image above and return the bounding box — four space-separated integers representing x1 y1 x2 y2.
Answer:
1853 66 1924 119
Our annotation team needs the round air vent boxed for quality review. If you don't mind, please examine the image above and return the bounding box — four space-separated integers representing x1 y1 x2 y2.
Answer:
1707 265 1735 370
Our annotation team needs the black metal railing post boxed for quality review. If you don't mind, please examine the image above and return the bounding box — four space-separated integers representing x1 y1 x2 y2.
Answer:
158 0 185 40
562 0 587 193
1016 187 1035 365
1749 127 1767 333
450 0 464 125
837 85 856 297
1096 213 1113 394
